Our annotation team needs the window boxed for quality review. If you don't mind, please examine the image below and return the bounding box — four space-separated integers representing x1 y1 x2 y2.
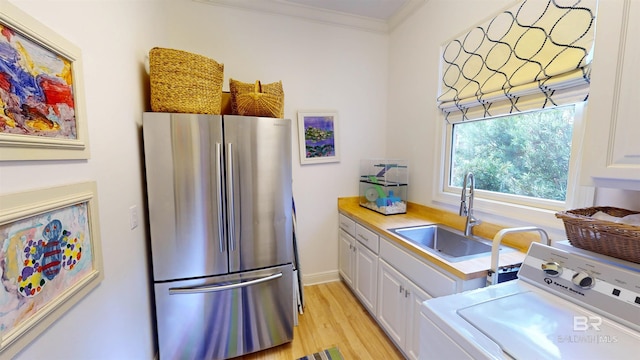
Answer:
434 1 596 229
442 103 586 212
451 105 574 200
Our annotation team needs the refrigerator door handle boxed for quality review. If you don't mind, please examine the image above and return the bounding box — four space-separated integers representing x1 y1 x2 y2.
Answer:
226 142 236 252
168 272 283 295
215 142 225 253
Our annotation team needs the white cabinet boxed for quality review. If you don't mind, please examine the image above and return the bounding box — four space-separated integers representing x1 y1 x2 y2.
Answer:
355 241 378 314
377 235 484 359
405 277 431 360
355 223 379 253
338 214 356 288
378 260 405 345
338 228 355 288
338 213 378 315
338 211 484 359
378 260 431 360
582 0 640 189
339 213 356 235
379 236 458 297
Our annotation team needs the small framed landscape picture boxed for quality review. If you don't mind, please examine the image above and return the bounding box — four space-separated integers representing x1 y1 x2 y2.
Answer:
297 111 340 165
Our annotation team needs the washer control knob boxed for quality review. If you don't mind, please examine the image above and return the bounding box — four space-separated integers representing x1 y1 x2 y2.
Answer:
541 262 562 277
572 271 595 289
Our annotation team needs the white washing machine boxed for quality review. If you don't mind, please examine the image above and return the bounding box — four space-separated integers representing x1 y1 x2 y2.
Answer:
419 242 640 359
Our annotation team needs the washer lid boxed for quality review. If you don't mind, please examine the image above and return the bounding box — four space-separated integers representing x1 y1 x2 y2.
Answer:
457 291 640 360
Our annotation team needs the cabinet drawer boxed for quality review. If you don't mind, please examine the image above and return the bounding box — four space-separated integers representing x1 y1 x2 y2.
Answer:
380 237 456 297
338 213 356 237
355 223 379 254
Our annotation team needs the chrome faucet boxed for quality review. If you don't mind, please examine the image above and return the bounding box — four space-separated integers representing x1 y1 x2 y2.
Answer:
459 172 481 237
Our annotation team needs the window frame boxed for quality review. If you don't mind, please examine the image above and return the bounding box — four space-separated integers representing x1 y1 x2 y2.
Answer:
432 102 593 232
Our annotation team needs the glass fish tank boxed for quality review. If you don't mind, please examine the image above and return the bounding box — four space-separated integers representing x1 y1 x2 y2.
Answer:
359 159 408 215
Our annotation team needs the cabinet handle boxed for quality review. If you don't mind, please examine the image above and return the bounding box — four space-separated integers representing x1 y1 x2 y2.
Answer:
358 234 368 242
405 289 410 298
399 285 404 293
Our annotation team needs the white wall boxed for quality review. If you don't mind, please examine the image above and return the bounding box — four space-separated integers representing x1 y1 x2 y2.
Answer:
0 0 387 358
596 188 640 211
1 1 165 359
162 0 389 283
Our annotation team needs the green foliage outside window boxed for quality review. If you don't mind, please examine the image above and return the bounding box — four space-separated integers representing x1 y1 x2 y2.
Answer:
450 106 575 201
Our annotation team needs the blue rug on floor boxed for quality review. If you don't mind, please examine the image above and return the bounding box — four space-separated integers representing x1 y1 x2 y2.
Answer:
297 346 344 360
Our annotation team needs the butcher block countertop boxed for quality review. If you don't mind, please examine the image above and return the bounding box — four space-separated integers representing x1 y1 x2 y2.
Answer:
338 197 542 280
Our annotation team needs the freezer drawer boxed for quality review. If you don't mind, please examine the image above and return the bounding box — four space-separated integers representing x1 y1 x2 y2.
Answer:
154 265 293 360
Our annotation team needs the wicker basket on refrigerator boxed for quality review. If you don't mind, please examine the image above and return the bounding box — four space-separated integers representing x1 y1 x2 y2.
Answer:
229 79 284 118
149 47 224 114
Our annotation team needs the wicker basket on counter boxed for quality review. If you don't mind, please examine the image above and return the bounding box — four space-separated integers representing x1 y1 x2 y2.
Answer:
555 207 640 264
149 47 224 114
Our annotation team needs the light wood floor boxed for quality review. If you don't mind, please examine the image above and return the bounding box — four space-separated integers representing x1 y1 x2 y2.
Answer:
237 281 405 359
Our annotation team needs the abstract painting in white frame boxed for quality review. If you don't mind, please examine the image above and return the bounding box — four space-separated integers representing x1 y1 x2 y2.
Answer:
0 1 90 160
0 181 104 358
297 110 340 165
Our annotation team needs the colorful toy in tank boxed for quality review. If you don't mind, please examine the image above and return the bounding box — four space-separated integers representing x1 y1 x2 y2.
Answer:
376 190 402 207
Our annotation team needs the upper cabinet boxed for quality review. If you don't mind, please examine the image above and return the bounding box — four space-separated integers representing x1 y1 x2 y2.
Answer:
582 0 640 190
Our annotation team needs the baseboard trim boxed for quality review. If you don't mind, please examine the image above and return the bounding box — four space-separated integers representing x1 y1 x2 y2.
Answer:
302 270 340 286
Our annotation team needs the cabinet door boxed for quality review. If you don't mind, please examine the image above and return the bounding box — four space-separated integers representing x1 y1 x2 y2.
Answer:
355 241 378 314
377 259 407 348
606 2 640 178
338 229 355 288
582 1 640 187
405 282 431 360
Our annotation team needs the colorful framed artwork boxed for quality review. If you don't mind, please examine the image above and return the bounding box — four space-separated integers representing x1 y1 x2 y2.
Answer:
0 181 104 358
0 1 89 160
297 111 340 165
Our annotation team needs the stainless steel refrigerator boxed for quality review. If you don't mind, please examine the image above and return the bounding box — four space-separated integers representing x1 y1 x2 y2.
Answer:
142 112 293 359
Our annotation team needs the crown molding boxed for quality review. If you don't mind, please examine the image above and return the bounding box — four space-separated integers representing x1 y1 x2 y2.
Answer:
388 0 426 31
194 0 426 34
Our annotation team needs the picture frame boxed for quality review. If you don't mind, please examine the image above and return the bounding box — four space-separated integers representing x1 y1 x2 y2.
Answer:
0 1 90 161
297 111 340 165
0 181 104 358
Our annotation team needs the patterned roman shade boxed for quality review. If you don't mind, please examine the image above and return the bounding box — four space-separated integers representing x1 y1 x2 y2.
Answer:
438 0 597 122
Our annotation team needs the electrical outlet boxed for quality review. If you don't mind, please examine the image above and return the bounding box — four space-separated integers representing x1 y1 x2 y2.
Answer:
129 205 139 230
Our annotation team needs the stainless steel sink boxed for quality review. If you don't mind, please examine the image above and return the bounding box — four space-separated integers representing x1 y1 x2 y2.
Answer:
389 224 514 262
